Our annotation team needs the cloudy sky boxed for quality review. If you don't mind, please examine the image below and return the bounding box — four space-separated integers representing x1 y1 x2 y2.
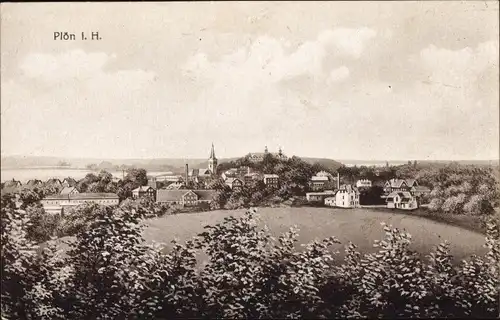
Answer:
1 2 499 160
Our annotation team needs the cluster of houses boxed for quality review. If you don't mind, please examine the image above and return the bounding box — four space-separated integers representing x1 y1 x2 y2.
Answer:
25 144 287 214
2 177 79 189
305 173 361 208
132 145 283 206
382 178 430 210
305 176 430 210
5 144 432 214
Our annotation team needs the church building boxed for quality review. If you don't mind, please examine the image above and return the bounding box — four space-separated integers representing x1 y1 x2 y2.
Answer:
188 143 218 178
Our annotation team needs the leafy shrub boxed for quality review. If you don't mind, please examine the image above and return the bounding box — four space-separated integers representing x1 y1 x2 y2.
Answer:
1 198 499 319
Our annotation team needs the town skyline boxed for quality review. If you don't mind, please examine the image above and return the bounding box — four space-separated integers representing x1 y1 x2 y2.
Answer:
1 2 499 161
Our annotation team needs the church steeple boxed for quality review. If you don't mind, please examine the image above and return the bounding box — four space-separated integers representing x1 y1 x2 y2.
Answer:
208 143 218 174
209 143 216 159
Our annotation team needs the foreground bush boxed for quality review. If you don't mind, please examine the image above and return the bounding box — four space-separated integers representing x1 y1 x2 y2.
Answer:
1 199 499 319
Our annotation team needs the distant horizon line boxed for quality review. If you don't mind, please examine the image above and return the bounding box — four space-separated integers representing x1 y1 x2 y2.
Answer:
1 153 498 163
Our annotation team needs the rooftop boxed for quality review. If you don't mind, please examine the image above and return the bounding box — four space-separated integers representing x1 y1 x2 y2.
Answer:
132 186 154 192
263 174 279 178
156 189 216 202
44 193 119 200
311 176 329 181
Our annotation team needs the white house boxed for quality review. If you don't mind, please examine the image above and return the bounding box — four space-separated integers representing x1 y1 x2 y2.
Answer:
386 191 418 210
334 185 360 208
355 179 372 188
263 174 279 188
324 197 336 207
306 190 336 202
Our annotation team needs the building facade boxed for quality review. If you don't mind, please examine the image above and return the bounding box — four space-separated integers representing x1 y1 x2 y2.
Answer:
263 174 279 188
306 190 336 202
383 179 418 194
41 193 120 214
225 178 244 191
156 189 216 207
355 179 372 188
244 172 261 184
324 197 336 207
334 185 360 208
132 186 156 200
309 176 330 191
386 191 418 210
246 146 288 163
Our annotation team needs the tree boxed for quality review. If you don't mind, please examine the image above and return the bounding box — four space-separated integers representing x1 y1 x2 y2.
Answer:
1 206 500 318
25 205 62 243
359 186 385 205
1 202 40 318
463 195 494 216
211 186 231 210
124 168 148 188
18 188 43 210
64 205 152 319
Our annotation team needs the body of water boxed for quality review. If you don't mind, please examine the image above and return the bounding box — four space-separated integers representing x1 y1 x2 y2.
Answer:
1 168 173 183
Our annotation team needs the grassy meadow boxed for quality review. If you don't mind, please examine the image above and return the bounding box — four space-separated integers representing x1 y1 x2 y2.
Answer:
142 207 488 264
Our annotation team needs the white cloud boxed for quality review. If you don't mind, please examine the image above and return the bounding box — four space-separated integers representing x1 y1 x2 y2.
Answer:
328 66 350 83
20 50 110 83
2 49 164 158
179 33 499 160
184 27 377 84
318 27 377 58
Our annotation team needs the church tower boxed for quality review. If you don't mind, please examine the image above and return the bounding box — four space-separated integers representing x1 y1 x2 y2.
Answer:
208 143 218 175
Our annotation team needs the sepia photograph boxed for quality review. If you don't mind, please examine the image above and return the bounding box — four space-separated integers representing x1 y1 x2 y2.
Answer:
1 1 499 318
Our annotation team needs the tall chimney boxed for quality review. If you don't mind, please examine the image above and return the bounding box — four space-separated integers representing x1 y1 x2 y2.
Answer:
185 164 189 184
337 172 340 189
247 166 251 175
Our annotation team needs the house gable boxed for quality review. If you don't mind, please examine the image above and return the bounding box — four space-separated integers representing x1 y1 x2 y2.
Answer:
182 190 198 201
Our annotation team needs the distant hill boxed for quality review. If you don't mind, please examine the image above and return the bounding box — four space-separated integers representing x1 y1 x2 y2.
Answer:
298 157 344 171
2 155 496 173
1 155 343 173
338 159 499 168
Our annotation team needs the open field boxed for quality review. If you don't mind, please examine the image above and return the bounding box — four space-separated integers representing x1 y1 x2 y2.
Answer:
142 207 488 264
